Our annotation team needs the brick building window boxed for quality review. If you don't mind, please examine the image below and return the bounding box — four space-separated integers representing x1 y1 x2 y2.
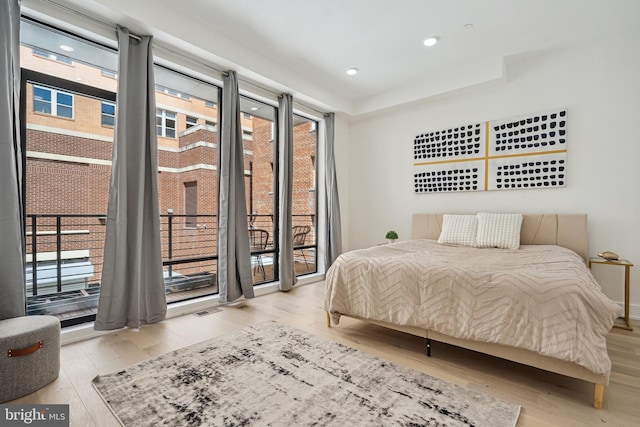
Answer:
156 85 191 100
101 69 117 79
186 115 198 129
184 181 197 228
32 48 72 65
156 109 176 138
101 102 115 127
33 85 73 118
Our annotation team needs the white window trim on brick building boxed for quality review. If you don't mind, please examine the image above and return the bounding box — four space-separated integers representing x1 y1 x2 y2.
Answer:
100 69 117 79
32 48 72 65
101 101 115 127
33 85 74 118
156 85 191 100
156 108 177 138
186 115 198 129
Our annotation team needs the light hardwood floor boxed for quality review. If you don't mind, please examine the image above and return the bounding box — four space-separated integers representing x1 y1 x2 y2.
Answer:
11 281 640 426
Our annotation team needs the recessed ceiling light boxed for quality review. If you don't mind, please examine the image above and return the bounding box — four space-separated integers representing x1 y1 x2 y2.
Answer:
346 67 359 76
59 44 74 52
423 36 439 47
250 107 258 111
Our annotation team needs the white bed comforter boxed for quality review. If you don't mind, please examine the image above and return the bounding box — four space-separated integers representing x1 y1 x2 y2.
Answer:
324 240 623 376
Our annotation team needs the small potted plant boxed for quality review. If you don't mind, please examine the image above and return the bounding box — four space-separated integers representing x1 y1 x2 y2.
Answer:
385 230 398 244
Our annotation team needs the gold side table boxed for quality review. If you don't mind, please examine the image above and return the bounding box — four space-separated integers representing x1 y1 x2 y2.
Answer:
589 257 633 331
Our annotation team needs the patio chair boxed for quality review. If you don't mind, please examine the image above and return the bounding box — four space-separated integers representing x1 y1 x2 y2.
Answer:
249 228 269 279
292 225 311 270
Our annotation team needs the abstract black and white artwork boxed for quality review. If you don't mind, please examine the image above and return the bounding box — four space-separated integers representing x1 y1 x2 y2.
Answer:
414 109 567 193
414 162 484 194
413 123 485 161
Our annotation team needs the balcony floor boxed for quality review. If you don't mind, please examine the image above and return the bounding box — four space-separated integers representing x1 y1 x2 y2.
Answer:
31 260 316 324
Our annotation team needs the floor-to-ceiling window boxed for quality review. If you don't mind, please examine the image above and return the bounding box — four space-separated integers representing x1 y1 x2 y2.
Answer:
240 97 277 284
19 15 321 326
20 18 118 325
292 115 318 275
153 65 220 302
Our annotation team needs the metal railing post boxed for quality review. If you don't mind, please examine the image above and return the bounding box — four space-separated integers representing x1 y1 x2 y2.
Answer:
167 213 173 276
31 215 38 296
56 215 62 293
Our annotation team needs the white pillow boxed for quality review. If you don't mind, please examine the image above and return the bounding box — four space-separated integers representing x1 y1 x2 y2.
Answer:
438 214 478 247
476 212 523 250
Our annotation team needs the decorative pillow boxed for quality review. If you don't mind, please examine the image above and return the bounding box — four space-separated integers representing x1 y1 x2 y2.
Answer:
476 212 523 250
438 214 478 247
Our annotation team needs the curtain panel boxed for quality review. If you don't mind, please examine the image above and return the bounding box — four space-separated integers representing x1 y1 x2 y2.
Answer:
324 112 343 267
278 94 296 291
217 70 254 303
95 27 166 330
0 0 26 321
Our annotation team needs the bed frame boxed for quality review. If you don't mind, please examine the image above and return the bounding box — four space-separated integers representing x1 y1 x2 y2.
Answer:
326 213 608 408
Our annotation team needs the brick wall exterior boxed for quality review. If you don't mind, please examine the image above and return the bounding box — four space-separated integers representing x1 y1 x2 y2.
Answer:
25 93 317 283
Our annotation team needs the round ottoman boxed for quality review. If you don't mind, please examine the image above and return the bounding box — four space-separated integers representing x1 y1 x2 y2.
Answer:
0 315 60 403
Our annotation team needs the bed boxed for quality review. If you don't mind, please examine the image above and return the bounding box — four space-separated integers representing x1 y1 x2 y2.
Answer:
324 213 623 408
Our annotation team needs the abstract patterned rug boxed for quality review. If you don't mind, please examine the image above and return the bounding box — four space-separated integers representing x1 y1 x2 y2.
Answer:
93 321 520 426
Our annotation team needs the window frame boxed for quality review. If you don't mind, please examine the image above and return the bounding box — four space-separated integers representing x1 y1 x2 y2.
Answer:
32 84 75 119
101 101 115 127
291 114 319 277
20 15 326 329
21 68 117 328
156 108 177 138
186 115 198 129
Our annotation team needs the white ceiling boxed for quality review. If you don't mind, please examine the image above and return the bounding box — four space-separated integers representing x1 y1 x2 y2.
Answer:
24 0 640 116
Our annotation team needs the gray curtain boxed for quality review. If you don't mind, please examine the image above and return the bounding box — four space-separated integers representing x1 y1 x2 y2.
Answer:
278 94 297 291
218 70 254 303
95 27 166 330
324 113 343 267
0 0 26 321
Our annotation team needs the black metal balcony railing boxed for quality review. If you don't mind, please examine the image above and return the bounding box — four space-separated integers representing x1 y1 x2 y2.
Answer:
25 213 316 325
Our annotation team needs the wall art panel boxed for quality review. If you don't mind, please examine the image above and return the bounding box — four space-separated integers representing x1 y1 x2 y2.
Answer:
414 123 486 162
488 153 566 191
414 161 484 194
413 109 567 193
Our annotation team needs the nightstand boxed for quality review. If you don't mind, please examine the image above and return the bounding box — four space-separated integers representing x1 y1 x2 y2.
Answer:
589 257 633 331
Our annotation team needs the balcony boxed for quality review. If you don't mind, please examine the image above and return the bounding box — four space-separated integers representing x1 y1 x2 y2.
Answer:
26 213 316 326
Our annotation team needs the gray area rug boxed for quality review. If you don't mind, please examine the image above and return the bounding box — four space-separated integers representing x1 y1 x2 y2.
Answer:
93 321 520 426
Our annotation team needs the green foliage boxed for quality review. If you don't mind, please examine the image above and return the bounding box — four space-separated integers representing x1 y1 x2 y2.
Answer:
385 230 398 240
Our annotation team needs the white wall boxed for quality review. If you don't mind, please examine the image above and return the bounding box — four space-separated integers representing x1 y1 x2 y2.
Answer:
343 35 640 318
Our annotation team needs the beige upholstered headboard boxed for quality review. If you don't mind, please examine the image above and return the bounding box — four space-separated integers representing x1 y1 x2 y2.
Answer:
411 213 588 261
